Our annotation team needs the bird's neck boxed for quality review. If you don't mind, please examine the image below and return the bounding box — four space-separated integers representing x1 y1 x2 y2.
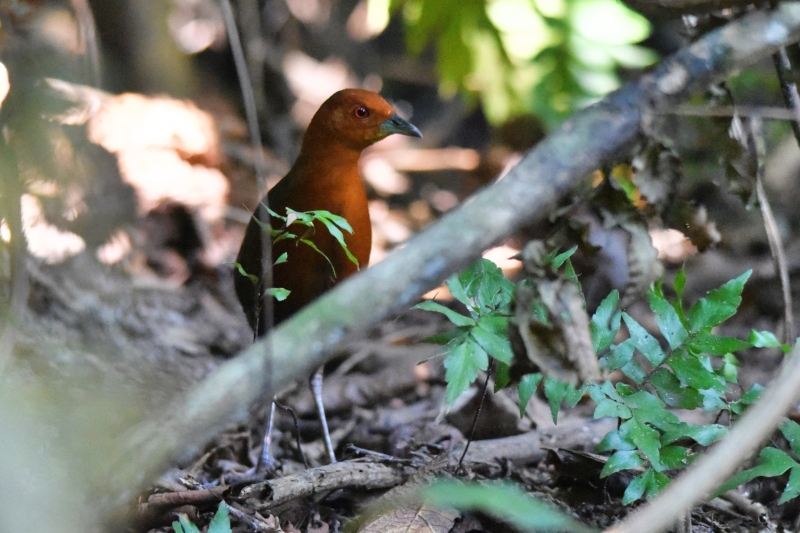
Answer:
294 140 363 181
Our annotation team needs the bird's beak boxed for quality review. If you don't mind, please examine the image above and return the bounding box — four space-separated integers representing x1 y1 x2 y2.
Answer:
381 114 423 138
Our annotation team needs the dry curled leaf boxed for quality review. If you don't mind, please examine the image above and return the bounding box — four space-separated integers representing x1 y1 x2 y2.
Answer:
513 241 601 385
631 142 680 213
349 477 459 533
616 212 663 306
590 181 664 306
515 278 600 385
356 503 458 533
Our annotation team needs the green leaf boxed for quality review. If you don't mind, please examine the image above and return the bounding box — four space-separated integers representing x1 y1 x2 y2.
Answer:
623 468 669 504
659 445 691 470
446 273 473 311
749 330 787 351
730 383 764 415
601 449 644 477
298 238 336 277
616 382 635 397
208 502 232 533
700 388 727 412
781 420 800 458
457 259 514 314
591 290 620 353
673 265 686 319
623 391 679 429
494 361 510 391
622 471 648 504
252 214 273 233
470 316 514 364
414 301 476 327
572 0 651 44
647 470 670 498
551 246 577 269
648 287 688 350
623 313 666 366
528 295 552 326
621 418 663 472
601 338 634 372
621 357 647 384
742 384 764 403
667 349 723 391
719 353 739 383
601 379 626 402
564 258 580 288
476 314 510 335
660 421 727 446
175 515 201 533
754 447 799 477
596 429 636 453
650 368 702 409
471 321 512 364
780 466 800 503
273 252 288 265
717 447 797 495
565 383 587 407
310 210 354 233
444 339 489 404
233 262 259 286
265 205 286 221
518 373 543 417
594 398 631 420
424 480 598 533
265 287 290 301
312 211 360 268
686 270 751 333
285 207 314 225
687 331 751 355
272 230 295 244
587 383 605 403
543 377 573 423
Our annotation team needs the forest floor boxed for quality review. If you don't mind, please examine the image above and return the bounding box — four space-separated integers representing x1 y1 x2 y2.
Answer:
5 76 800 533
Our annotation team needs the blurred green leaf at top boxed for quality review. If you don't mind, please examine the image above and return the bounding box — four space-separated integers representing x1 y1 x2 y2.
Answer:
378 0 656 128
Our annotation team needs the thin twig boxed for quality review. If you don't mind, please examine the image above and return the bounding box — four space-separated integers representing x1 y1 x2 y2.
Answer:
749 117 795 342
772 45 800 146
218 0 269 195
218 0 276 473
218 0 274 331
226 503 279 533
274 400 309 469
456 362 494 474
143 486 227 509
668 104 800 120
0 135 27 373
70 0 102 87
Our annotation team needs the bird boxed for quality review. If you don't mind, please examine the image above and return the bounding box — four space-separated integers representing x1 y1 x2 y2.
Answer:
234 88 422 466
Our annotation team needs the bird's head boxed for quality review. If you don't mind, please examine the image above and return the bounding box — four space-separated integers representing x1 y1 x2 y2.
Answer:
303 89 422 153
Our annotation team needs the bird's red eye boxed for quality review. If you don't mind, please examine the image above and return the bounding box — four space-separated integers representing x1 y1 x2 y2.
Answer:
353 106 369 119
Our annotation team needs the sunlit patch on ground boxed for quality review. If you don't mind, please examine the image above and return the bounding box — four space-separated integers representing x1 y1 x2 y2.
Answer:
21 194 85 263
650 228 697 263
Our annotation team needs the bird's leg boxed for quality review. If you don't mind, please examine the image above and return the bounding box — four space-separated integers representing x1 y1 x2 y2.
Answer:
256 400 278 474
310 367 337 463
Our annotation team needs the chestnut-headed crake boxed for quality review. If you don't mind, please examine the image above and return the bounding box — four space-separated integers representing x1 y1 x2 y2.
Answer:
235 89 422 465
